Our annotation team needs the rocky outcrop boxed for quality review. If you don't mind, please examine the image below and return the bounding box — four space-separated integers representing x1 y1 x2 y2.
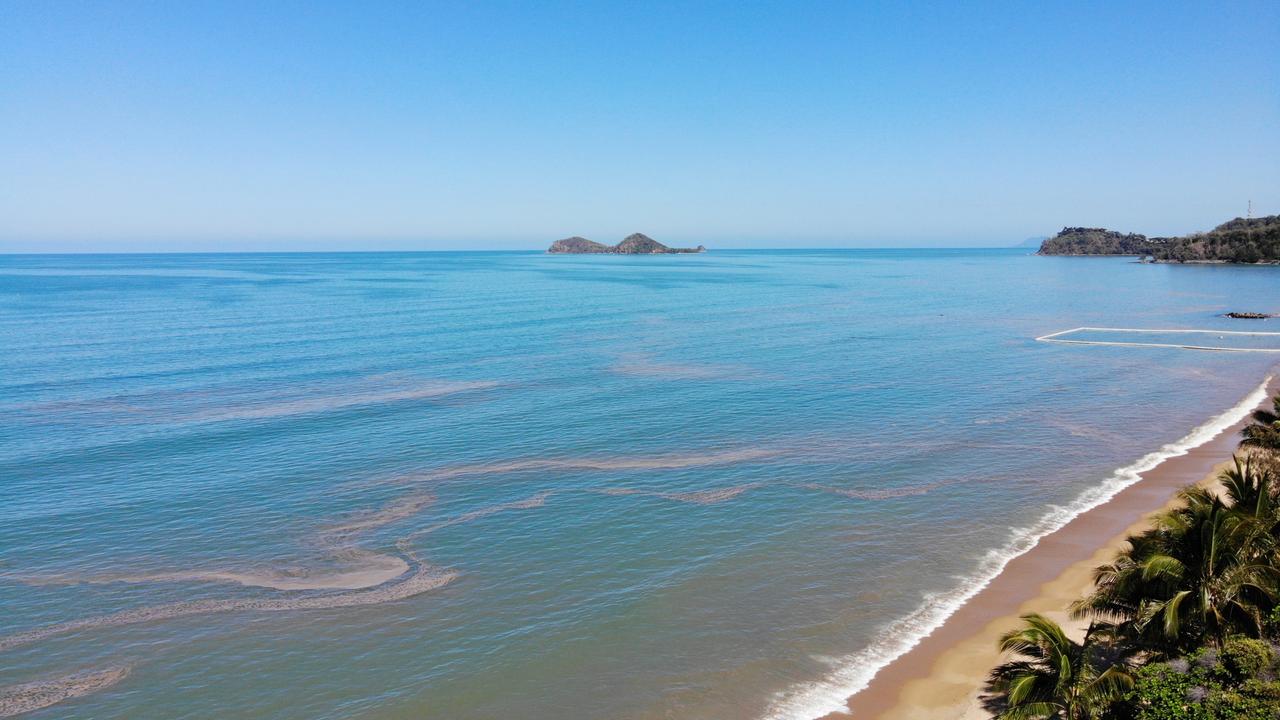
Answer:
1037 228 1157 256
548 236 612 254
1036 215 1280 263
548 233 706 254
1224 312 1276 319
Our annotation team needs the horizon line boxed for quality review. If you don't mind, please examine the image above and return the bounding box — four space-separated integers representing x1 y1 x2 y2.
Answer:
0 246 1039 257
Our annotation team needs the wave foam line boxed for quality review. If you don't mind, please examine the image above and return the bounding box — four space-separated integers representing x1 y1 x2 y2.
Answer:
762 375 1273 720
0 560 456 653
0 666 131 718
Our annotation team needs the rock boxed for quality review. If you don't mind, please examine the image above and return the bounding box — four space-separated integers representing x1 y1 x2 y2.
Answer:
1037 228 1156 256
547 233 706 254
548 236 612 254
1036 215 1280 263
1224 312 1275 319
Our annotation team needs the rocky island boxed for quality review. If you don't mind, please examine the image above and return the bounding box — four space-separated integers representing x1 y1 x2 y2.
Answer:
1037 215 1280 263
548 233 705 254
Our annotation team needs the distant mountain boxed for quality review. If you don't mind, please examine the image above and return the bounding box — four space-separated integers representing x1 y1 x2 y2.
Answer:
1017 236 1049 249
548 233 706 254
1038 216 1280 263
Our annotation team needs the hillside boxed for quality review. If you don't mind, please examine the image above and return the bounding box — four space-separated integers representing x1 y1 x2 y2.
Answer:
1037 227 1156 256
1037 215 1280 263
1152 215 1280 263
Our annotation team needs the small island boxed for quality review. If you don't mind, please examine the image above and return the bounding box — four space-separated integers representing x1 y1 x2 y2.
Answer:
1037 215 1280 263
548 233 706 254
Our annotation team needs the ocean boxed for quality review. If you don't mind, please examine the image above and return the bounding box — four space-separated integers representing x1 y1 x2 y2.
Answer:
2 249 1278 719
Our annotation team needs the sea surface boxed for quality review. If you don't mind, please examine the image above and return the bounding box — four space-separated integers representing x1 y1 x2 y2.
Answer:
2 249 1279 719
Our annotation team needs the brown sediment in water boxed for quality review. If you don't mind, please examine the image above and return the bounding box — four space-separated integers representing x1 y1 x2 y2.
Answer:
397 491 553 546
827 376 1279 720
0 560 456 653
192 380 498 422
387 447 781 486
609 353 758 380
15 493 438 592
13 379 498 425
795 480 953 501
0 666 131 718
596 483 762 504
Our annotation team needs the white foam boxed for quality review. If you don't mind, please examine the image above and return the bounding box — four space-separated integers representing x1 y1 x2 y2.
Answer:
762 375 1273 720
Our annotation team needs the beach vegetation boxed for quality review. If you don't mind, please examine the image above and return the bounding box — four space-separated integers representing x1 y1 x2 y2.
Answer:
1241 395 1280 453
988 404 1280 718
988 614 1132 720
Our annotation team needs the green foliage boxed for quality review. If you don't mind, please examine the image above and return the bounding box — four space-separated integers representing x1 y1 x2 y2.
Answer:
1220 637 1273 680
1038 215 1280 263
1120 642 1280 720
1071 479 1279 654
988 615 1132 719
990 437 1280 719
1241 395 1280 453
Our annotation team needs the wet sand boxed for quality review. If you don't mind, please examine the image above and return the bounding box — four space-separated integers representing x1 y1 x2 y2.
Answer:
831 376 1279 720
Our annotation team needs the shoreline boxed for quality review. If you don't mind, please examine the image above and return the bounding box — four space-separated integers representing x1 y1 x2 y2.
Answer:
811 374 1279 720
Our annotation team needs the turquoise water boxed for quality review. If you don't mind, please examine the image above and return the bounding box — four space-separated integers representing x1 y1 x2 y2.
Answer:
1 250 1278 719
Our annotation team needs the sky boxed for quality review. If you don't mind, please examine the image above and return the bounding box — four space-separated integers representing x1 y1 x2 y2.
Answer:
1 1 1278 252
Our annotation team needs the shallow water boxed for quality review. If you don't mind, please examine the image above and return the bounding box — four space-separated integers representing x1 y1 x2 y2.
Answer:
1 249 1278 719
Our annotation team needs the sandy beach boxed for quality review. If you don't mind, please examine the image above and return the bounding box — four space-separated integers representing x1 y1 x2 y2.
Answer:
829 375 1280 720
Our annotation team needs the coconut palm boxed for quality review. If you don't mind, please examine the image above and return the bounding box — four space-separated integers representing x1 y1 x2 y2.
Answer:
988 614 1132 720
1241 394 1280 452
1220 454 1279 528
1074 485 1279 653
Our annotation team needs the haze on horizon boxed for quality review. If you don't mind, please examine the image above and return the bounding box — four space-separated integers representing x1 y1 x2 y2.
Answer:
2 1 1277 253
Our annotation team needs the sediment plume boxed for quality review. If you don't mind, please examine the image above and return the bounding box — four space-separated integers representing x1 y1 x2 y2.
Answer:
194 381 498 422
14 493 437 592
397 492 553 548
795 481 953 501
0 561 456 653
0 666 131 718
596 483 761 504
389 447 779 486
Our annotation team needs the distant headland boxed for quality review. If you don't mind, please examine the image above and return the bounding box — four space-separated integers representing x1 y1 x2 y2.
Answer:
548 233 706 254
1036 214 1280 263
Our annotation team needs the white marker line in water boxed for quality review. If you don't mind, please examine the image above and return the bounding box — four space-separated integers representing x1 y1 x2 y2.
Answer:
762 375 1274 720
1035 326 1280 352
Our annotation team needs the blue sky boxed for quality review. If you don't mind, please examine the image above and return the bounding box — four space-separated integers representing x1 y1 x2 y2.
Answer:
2 1 1277 251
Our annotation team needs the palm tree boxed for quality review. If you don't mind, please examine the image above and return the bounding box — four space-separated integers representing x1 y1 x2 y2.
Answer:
1074 485 1279 653
1220 454 1278 526
988 614 1132 720
1241 393 1280 452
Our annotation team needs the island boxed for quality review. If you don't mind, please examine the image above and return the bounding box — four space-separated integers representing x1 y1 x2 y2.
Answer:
547 233 706 254
1037 214 1279 263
